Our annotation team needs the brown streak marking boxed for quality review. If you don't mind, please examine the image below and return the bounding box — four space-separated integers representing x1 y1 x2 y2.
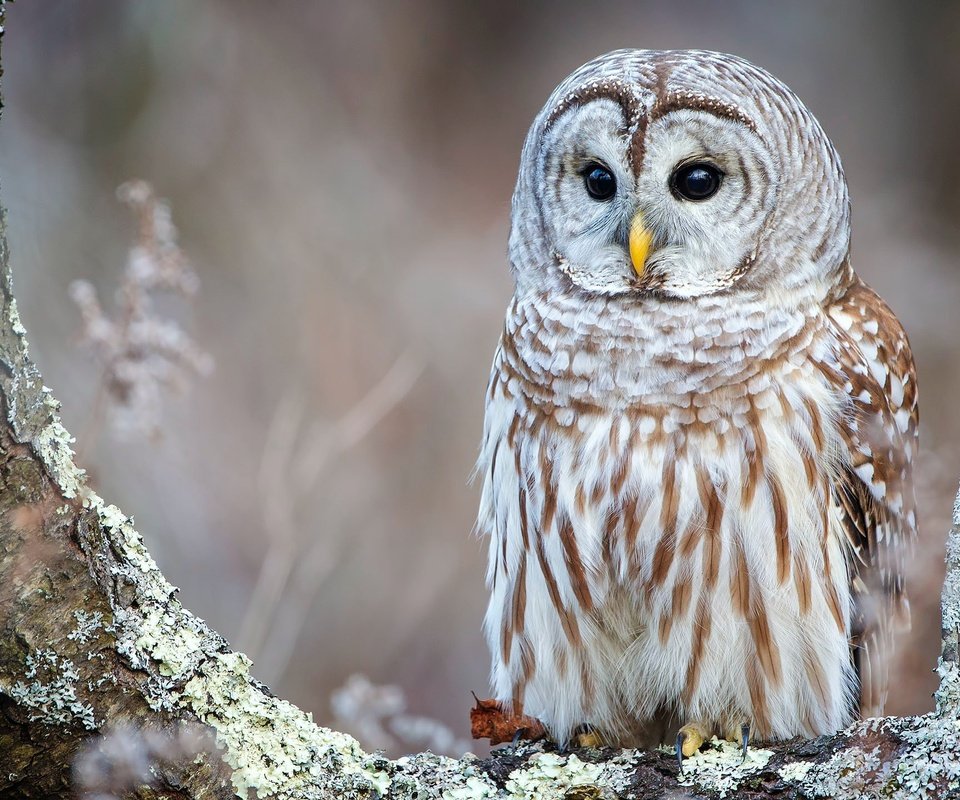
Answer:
540 449 557 536
558 514 593 613
821 490 831 547
696 466 723 589
610 446 632 501
501 531 509 581
500 596 513 665
672 575 692 619
803 397 825 454
512 553 527 649
528 413 546 443
746 660 770 736
621 493 641 551
574 483 587 518
556 647 568 680
590 478 605 507
650 448 680 586
678 516 700 559
794 553 812 615
507 413 521 450
682 589 713 705
547 79 642 128
658 612 672 644
626 492 655 582
825 579 845 633
769 474 791 584
518 487 530 550
511 636 537 714
803 644 829 710
748 591 783 688
800 445 818 491
777 390 796 425
731 533 751 617
579 655 596 709
534 530 582 648
601 510 619 572
741 409 766 507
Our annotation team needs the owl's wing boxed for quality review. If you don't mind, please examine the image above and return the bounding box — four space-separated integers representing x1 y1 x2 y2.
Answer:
822 275 919 717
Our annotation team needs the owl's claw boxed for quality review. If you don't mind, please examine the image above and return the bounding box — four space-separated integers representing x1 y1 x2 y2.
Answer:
740 722 750 763
675 722 708 772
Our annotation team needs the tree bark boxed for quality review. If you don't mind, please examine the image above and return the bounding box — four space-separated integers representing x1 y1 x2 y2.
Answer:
2 18 960 800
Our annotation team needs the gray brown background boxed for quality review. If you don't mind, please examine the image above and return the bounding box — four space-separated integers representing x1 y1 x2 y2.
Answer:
2 0 957 751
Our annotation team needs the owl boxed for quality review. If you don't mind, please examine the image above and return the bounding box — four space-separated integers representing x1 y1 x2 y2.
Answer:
476 50 918 760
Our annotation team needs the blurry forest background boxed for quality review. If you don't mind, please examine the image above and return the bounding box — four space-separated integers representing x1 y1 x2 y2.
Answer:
2 1 959 755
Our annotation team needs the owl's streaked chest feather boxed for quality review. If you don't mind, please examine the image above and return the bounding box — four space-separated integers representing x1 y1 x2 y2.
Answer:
478 288 858 744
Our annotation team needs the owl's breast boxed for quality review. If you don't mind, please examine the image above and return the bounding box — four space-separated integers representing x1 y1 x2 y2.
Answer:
478 289 859 740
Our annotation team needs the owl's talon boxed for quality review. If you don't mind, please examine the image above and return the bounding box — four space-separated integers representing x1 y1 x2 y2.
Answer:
740 723 750 763
676 722 708 772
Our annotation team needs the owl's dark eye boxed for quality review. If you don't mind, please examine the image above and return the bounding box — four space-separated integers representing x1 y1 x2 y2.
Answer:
670 163 723 201
584 163 617 201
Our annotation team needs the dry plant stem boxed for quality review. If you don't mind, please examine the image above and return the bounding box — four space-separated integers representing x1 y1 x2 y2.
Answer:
237 352 422 662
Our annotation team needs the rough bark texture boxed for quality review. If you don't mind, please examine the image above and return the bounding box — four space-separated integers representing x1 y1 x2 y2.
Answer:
2 14 960 800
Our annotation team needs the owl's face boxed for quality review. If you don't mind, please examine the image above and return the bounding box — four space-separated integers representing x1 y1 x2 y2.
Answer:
510 51 850 302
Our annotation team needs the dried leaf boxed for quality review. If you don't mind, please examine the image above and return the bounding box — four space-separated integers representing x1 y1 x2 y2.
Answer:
469 696 546 745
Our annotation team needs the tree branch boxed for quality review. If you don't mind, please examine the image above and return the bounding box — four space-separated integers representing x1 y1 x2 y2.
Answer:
1 18 959 800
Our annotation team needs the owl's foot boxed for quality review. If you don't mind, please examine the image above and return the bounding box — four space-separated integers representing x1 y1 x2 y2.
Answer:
572 724 603 748
721 721 751 762
675 722 709 772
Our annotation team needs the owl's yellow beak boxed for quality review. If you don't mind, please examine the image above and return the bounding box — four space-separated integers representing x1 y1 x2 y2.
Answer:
629 213 654 277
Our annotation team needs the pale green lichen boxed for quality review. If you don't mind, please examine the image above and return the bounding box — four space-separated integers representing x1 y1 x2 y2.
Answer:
32 414 84 499
5 649 97 730
441 774 497 800
891 716 960 798
935 490 960 716
671 738 772 798
181 650 388 798
67 610 108 645
504 752 604 799
135 607 205 678
779 758 814 783
7 299 25 336
799 743 884 799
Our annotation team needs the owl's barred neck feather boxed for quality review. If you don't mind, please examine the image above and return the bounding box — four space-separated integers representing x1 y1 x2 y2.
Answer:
500 275 842 411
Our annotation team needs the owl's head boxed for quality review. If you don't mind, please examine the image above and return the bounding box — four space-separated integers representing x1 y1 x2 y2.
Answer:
509 50 850 301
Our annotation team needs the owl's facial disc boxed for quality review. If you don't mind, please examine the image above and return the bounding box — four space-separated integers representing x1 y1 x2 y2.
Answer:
636 108 775 298
534 96 777 299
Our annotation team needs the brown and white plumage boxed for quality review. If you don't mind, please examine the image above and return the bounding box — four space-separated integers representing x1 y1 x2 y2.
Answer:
476 49 918 747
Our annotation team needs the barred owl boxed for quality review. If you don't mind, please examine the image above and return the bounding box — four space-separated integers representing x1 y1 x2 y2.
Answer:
476 50 918 757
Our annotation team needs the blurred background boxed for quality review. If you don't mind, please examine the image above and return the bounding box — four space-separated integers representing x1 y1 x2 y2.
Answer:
2 0 958 755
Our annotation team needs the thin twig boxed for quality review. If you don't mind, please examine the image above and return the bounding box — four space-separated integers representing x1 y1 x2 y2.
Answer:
237 350 423 660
